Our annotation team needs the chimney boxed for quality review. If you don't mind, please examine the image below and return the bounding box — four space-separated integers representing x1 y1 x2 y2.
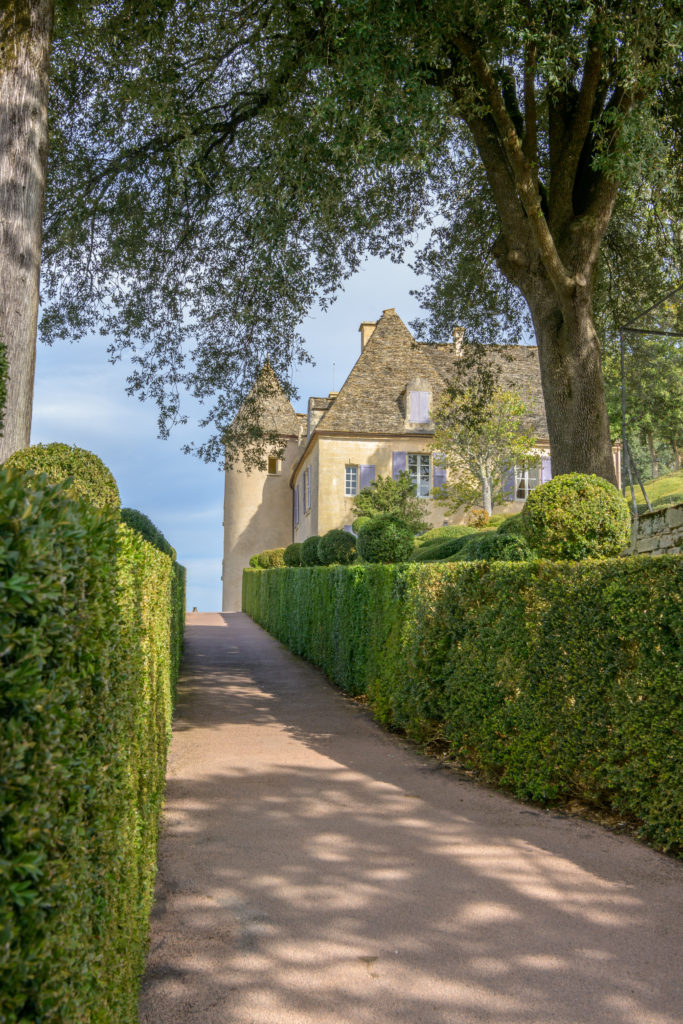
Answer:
359 320 377 351
452 326 464 357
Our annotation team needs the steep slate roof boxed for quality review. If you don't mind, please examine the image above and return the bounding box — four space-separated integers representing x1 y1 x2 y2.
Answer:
234 362 301 436
317 309 446 434
316 308 548 437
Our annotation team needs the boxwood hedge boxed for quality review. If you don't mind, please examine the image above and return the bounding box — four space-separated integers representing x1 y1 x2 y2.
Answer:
243 558 683 854
0 465 184 1022
6 442 121 509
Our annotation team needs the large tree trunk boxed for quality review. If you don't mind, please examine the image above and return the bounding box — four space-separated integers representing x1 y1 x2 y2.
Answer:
0 0 54 461
525 281 617 484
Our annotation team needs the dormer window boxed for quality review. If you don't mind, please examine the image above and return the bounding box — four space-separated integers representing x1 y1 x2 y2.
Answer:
267 457 280 475
408 390 430 423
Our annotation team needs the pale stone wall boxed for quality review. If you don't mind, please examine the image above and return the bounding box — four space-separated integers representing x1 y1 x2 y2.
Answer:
222 437 300 612
626 502 683 557
292 442 320 543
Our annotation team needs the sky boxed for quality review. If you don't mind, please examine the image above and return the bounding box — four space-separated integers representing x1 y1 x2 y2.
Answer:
31 255 430 612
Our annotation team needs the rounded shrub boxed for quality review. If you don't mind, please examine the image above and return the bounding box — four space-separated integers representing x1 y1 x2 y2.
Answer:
121 507 176 559
356 515 414 563
249 554 261 568
318 529 356 565
411 533 478 561
301 535 323 566
5 443 120 509
256 548 285 568
283 542 303 566
521 473 631 560
450 531 534 562
352 516 371 535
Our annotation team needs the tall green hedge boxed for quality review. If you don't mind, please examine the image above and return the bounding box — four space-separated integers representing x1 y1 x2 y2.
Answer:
243 559 683 854
0 466 184 1022
6 442 121 509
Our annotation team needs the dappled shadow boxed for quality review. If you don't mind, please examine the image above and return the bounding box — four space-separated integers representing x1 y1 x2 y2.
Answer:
140 614 682 1024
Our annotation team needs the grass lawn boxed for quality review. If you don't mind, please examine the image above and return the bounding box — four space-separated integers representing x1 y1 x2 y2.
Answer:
632 468 683 513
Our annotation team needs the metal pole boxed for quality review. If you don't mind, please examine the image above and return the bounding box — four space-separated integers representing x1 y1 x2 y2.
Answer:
620 332 638 518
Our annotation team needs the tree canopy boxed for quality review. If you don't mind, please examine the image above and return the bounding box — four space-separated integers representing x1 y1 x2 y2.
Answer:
2 1 681 469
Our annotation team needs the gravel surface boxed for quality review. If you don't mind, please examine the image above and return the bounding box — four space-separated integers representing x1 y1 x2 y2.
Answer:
139 612 682 1024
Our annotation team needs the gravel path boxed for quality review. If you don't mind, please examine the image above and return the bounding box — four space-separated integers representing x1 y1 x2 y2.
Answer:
139 612 682 1024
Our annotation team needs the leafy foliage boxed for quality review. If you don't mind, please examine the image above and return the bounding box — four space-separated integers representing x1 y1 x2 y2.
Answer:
356 514 414 564
0 465 184 1023
522 474 631 560
283 542 303 566
121 506 176 559
352 516 372 534
449 531 534 562
411 531 479 562
40 1 683 473
301 535 322 566
431 386 539 515
317 529 356 565
244 557 683 854
352 472 428 534
5 442 120 508
250 547 286 569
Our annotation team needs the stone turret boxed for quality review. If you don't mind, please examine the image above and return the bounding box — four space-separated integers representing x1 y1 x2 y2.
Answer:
221 366 302 611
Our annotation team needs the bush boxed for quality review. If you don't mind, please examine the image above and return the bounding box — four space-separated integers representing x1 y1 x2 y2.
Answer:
411 533 477 561
243 557 683 854
466 508 490 528
121 506 176 559
357 514 414 563
495 513 524 536
450 531 534 562
5 442 120 509
301 535 323 566
352 515 372 535
0 465 183 1022
521 473 631 560
415 524 475 546
283 542 303 566
318 528 356 565
256 547 286 568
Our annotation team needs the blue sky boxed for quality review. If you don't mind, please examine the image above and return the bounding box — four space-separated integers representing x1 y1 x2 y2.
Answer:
32 255 429 611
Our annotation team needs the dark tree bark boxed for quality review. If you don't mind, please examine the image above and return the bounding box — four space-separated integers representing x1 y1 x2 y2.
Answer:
0 0 54 461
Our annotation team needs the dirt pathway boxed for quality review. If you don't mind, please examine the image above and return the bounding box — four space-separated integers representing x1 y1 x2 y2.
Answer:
139 612 682 1024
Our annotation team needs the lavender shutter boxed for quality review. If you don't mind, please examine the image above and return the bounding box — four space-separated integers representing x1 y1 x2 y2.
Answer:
501 466 515 499
418 391 429 422
359 464 375 489
541 455 552 483
433 455 447 490
392 451 406 479
343 525 353 533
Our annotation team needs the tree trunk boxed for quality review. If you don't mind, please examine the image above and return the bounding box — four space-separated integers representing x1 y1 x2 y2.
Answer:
524 281 617 485
0 0 54 461
480 473 492 515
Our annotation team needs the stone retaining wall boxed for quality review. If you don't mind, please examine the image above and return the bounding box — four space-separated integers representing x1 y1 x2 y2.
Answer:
627 502 683 556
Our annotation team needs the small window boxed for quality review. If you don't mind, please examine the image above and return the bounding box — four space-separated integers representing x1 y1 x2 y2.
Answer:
408 453 431 497
515 464 540 500
345 465 358 496
267 456 279 475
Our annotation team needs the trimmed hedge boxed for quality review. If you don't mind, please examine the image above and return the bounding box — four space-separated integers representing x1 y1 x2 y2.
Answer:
6 442 121 509
0 465 184 1022
121 506 176 560
250 547 286 568
449 530 534 562
411 533 478 561
301 535 323 565
243 558 683 854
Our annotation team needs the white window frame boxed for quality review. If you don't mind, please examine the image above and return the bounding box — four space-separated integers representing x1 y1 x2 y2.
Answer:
408 453 431 498
514 464 540 500
345 464 359 496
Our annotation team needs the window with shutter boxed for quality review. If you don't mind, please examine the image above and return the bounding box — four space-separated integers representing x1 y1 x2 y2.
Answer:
359 464 375 489
541 455 552 483
432 456 447 490
345 465 358 496
392 451 406 479
407 453 431 496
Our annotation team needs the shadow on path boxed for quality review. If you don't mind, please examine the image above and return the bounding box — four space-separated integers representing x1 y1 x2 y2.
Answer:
139 613 682 1024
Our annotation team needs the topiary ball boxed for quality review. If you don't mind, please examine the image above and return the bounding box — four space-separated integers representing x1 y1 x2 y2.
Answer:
356 514 414 563
521 473 631 560
352 516 371 535
301 535 322 566
318 529 356 565
5 442 120 509
256 548 285 568
283 542 303 566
